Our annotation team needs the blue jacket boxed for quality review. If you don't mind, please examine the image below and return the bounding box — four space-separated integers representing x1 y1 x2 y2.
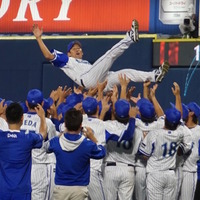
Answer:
48 133 106 186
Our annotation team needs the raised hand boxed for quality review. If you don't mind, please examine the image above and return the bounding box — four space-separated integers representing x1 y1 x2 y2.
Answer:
32 24 43 38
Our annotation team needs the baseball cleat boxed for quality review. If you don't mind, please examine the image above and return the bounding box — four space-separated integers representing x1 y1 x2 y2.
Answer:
128 19 139 42
155 61 170 82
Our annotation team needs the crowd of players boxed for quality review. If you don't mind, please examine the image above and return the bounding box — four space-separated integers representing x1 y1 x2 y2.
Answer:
0 75 200 200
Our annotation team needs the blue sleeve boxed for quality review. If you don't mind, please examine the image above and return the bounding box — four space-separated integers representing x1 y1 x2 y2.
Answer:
51 118 61 132
90 144 106 159
46 137 58 153
119 118 135 141
29 132 43 148
50 49 69 68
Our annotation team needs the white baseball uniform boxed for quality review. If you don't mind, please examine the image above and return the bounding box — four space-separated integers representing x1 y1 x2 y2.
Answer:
102 118 136 200
51 34 156 91
82 115 106 200
174 123 192 200
139 124 192 200
134 117 165 200
179 125 200 200
21 113 57 200
0 117 9 131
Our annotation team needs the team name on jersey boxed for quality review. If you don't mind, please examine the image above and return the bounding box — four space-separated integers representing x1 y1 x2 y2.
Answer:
23 120 37 128
7 133 17 138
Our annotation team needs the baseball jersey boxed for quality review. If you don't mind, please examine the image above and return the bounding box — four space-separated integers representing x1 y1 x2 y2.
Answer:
51 49 92 87
139 124 192 173
0 117 9 131
0 129 43 194
134 117 165 167
20 112 57 164
182 125 200 172
82 116 106 172
103 118 136 165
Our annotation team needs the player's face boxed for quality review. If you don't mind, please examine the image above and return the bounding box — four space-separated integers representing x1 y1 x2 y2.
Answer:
68 44 83 59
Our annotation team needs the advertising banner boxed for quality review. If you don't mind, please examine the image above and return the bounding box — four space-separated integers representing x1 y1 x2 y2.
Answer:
0 0 150 33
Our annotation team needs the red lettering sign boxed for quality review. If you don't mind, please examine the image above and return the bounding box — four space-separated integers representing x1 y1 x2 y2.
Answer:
0 0 150 33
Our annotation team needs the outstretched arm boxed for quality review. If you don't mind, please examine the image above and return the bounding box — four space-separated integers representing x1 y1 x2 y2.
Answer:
32 24 55 60
149 83 164 117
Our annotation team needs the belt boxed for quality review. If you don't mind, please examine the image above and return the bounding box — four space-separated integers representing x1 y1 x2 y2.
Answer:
80 79 85 87
106 162 134 167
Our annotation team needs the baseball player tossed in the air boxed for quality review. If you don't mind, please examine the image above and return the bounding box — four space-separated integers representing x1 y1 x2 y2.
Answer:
32 20 169 91
139 107 193 200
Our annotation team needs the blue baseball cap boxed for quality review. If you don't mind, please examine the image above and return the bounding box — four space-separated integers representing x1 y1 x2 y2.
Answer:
43 97 54 112
66 93 83 107
82 97 98 115
4 100 13 106
62 104 73 119
139 102 155 119
170 102 189 121
67 40 82 52
27 89 43 105
57 102 66 116
115 99 130 118
136 98 152 108
165 108 181 124
19 102 28 113
187 102 200 118
182 103 189 120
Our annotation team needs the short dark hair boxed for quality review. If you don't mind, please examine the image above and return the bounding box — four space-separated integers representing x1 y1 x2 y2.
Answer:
6 102 23 124
114 114 129 124
140 115 156 123
64 108 83 131
165 119 180 130
27 102 38 109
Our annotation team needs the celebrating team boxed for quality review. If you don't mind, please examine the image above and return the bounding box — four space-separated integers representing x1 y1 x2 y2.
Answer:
0 20 199 200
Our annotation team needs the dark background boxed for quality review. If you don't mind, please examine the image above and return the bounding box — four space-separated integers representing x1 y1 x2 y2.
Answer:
1 37 200 110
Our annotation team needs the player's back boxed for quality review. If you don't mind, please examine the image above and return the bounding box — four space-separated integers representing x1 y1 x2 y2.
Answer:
182 125 200 172
142 126 185 173
103 120 136 165
135 117 165 167
21 112 47 164
82 116 106 171
0 129 43 193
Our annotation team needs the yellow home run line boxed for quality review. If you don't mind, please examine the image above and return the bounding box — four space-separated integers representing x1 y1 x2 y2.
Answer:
0 34 157 40
153 38 200 42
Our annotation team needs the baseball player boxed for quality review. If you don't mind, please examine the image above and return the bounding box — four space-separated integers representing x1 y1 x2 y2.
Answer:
102 99 137 200
81 96 107 200
20 89 57 200
44 108 106 200
179 102 200 200
32 20 169 92
133 96 165 200
0 102 47 200
139 107 192 200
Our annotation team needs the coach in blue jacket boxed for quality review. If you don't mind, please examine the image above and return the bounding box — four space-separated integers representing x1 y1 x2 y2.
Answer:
45 108 106 200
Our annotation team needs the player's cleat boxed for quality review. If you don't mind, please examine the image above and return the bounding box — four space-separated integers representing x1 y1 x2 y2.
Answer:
155 61 170 82
128 19 139 42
